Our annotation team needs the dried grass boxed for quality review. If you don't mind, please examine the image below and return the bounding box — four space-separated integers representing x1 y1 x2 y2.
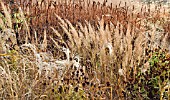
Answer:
0 0 169 99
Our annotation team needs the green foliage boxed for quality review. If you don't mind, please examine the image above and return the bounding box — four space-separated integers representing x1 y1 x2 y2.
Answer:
13 12 23 30
0 50 19 71
126 50 169 99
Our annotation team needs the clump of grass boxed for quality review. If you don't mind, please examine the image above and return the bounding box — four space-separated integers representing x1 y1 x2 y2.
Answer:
2 0 169 45
0 0 169 99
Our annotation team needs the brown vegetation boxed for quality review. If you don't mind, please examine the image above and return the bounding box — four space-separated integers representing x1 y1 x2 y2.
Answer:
0 0 169 99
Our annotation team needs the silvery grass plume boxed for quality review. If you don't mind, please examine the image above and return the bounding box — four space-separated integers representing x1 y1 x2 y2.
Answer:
54 14 74 49
53 14 114 57
72 54 82 70
20 43 82 80
51 25 83 79
55 47 82 78
54 47 71 79
104 43 113 56
20 43 59 78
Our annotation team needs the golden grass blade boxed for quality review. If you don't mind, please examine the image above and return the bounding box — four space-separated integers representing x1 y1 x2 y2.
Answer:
19 7 30 40
0 17 5 29
34 30 38 45
50 36 62 49
50 27 68 48
50 27 62 39
55 14 67 28
59 23 74 47
87 21 96 43
0 1 12 28
41 29 47 51
65 19 81 48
